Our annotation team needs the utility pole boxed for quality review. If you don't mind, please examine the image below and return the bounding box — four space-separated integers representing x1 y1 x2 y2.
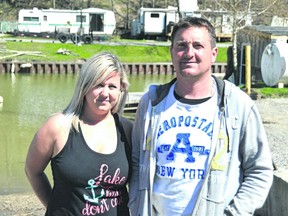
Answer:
80 0 83 36
126 0 130 33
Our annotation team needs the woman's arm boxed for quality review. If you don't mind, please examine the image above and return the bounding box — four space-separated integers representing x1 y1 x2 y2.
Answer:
25 113 63 208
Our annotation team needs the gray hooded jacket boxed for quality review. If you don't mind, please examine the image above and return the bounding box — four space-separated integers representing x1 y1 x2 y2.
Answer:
128 76 273 216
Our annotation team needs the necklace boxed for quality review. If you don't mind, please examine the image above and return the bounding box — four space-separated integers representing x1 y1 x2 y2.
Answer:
210 78 216 97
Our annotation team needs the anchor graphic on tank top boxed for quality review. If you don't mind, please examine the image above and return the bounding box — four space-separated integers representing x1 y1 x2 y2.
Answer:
83 179 105 204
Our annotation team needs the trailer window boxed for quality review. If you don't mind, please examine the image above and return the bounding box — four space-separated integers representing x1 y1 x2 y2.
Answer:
151 13 160 18
23 17 39 22
76 15 86 23
43 16 47 22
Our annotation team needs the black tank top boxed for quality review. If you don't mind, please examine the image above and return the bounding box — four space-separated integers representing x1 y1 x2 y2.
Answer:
46 115 130 216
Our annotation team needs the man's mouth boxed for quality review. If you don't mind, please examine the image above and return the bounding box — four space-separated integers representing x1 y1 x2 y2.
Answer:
181 61 197 67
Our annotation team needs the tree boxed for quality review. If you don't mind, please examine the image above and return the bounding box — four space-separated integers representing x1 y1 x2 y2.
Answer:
212 0 278 84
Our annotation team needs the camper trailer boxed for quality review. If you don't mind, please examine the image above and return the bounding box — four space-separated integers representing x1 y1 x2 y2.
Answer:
16 7 116 43
130 0 199 40
201 10 253 42
131 6 179 40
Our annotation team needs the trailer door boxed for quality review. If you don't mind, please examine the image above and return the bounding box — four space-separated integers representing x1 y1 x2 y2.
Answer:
143 12 166 35
89 14 104 32
41 15 49 33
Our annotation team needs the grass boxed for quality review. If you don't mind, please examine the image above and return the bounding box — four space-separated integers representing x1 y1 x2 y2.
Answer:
0 38 228 63
254 87 288 98
215 47 227 63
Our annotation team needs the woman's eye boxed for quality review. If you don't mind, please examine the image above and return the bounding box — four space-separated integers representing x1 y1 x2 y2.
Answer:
95 84 103 89
109 85 118 89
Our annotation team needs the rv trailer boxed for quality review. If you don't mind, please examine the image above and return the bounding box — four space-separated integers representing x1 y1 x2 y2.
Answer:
131 6 179 40
16 7 116 44
130 2 200 41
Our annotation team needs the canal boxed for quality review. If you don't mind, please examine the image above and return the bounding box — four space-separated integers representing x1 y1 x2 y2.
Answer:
0 72 175 194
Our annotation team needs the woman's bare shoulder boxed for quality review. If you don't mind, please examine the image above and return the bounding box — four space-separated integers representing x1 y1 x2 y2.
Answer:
31 112 71 157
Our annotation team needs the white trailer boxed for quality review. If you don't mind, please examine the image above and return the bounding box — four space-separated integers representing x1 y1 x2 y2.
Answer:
131 6 179 40
16 7 116 43
200 10 253 42
130 0 199 41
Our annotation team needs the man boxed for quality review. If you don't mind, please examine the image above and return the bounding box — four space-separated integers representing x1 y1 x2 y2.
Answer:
128 16 273 216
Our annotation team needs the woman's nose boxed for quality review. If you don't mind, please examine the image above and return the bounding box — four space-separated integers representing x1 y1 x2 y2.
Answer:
100 86 109 95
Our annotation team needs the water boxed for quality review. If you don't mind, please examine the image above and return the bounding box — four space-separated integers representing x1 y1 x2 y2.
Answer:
0 72 175 194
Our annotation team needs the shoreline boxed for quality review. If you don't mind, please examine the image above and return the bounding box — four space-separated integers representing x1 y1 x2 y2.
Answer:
0 192 45 215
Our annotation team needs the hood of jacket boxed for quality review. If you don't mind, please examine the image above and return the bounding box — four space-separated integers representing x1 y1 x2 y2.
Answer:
149 75 226 111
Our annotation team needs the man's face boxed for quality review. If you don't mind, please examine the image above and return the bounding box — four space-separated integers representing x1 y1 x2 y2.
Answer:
170 26 218 79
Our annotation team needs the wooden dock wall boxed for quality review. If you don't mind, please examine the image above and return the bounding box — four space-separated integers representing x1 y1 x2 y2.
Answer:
0 62 227 75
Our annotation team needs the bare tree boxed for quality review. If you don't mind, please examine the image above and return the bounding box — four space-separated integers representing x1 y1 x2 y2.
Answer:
214 0 278 83
110 0 115 11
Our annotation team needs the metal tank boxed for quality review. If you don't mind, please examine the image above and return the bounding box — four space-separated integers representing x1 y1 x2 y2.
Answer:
261 41 288 86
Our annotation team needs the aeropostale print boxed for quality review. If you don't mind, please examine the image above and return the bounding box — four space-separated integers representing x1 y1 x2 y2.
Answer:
155 112 214 180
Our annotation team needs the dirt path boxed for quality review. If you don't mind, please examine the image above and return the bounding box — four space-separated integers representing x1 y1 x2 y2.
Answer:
0 97 287 216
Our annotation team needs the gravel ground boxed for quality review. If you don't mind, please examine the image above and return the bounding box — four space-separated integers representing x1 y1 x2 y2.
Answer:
254 98 288 172
0 97 287 216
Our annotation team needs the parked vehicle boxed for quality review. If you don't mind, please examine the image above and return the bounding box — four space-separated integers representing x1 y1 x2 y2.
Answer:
14 7 116 44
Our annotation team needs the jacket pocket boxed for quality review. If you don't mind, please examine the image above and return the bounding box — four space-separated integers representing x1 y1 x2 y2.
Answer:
206 170 227 201
193 195 225 216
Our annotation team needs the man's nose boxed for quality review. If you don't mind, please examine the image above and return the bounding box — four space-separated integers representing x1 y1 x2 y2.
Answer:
185 44 195 57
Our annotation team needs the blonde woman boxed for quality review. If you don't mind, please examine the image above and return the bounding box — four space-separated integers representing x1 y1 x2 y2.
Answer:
25 52 132 215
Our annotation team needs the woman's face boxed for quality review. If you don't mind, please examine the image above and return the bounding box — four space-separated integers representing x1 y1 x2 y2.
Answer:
85 71 121 116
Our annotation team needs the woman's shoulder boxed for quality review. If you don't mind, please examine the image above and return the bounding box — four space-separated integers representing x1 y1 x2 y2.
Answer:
118 115 133 126
40 112 70 135
114 114 133 141
45 111 67 125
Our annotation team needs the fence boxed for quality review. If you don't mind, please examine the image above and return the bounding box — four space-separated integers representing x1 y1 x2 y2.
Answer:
0 62 227 75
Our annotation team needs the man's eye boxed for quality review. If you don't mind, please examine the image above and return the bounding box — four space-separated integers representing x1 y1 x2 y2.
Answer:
177 42 187 47
193 44 203 49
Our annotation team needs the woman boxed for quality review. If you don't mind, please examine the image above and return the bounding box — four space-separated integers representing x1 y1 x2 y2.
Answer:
25 52 132 215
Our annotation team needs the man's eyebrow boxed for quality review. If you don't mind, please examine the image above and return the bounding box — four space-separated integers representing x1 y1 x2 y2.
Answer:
175 40 187 44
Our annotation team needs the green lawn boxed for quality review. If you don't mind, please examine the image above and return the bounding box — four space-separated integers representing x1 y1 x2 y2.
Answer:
1 39 227 63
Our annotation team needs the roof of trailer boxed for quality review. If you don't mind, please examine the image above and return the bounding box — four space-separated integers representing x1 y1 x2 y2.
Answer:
20 7 112 13
243 25 288 36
